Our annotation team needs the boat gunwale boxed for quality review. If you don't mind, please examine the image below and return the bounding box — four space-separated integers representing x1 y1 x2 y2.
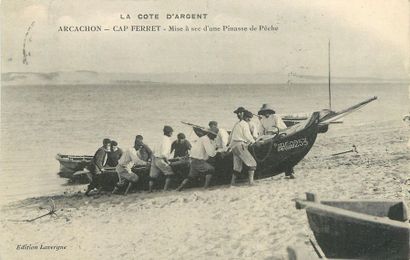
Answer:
298 200 410 229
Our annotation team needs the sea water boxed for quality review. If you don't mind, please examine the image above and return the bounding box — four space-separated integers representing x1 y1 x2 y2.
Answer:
1 83 408 204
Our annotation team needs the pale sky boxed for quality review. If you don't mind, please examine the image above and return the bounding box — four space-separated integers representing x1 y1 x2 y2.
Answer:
1 0 409 79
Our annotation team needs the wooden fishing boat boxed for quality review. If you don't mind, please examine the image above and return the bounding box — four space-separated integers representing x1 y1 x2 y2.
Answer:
57 97 377 191
295 193 410 259
56 154 93 178
189 97 377 180
58 111 319 189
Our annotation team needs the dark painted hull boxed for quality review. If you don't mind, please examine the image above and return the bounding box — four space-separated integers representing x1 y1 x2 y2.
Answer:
253 112 319 177
296 198 410 259
63 113 321 190
194 112 320 181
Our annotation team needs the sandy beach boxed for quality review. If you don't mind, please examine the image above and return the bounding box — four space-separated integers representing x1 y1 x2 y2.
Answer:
1 120 409 260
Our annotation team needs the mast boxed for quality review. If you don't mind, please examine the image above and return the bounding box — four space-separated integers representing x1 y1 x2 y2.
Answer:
328 40 332 110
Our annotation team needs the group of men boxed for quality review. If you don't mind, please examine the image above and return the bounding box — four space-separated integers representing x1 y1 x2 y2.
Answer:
85 103 290 196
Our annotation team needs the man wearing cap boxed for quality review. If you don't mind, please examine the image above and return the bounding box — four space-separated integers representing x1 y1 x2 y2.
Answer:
149 125 175 192
208 121 229 152
228 107 258 186
176 129 218 191
258 104 287 136
113 136 149 195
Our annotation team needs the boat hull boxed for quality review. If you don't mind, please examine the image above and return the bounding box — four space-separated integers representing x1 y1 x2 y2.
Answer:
252 113 319 177
61 113 321 190
56 154 93 178
296 195 410 259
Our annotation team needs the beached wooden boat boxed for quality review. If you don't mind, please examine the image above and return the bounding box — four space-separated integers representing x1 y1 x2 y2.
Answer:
189 110 321 180
57 111 319 188
190 97 376 179
57 97 377 190
56 154 93 178
295 193 410 259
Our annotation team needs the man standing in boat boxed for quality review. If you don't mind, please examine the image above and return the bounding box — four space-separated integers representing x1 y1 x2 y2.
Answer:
149 125 175 192
176 128 218 191
228 107 258 186
257 104 287 136
85 138 111 196
113 136 149 195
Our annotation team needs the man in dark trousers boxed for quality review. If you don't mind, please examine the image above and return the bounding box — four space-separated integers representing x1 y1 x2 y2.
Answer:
107 140 123 167
85 138 111 196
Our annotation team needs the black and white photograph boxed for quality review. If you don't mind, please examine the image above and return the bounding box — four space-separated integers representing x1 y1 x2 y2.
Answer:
1 0 409 259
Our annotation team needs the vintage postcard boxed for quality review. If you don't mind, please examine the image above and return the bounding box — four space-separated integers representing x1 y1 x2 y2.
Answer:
1 0 409 259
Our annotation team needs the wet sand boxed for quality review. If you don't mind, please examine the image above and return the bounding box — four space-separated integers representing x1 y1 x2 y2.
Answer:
1 121 409 259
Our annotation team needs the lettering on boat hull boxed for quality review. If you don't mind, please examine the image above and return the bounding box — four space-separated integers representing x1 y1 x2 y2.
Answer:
277 138 309 152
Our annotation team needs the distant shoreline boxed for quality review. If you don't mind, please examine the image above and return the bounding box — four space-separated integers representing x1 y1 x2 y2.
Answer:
2 82 409 87
2 71 409 86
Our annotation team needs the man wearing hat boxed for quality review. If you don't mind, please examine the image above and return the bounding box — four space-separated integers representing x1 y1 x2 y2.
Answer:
149 125 175 192
257 104 287 135
176 129 219 191
233 106 246 121
228 107 258 186
208 121 229 152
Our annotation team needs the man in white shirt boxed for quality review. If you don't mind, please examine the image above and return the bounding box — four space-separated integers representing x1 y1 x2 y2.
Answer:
257 104 287 136
113 137 149 195
149 125 175 192
176 129 218 191
228 108 258 186
208 121 229 152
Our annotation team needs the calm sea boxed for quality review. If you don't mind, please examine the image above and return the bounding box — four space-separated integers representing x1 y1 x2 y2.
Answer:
1 83 408 204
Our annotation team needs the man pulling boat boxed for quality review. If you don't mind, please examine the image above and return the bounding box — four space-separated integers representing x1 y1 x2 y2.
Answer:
149 125 175 192
228 107 259 186
208 120 229 152
113 136 149 195
85 138 112 196
176 128 219 191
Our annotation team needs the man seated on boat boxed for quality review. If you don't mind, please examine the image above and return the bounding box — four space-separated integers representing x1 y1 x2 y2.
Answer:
171 133 192 158
228 107 258 186
148 125 175 192
107 140 123 167
112 136 149 195
85 138 111 196
208 121 229 152
176 128 219 191
257 104 287 136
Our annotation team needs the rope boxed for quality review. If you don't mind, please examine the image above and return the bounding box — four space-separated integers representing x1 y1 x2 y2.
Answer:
251 138 274 163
